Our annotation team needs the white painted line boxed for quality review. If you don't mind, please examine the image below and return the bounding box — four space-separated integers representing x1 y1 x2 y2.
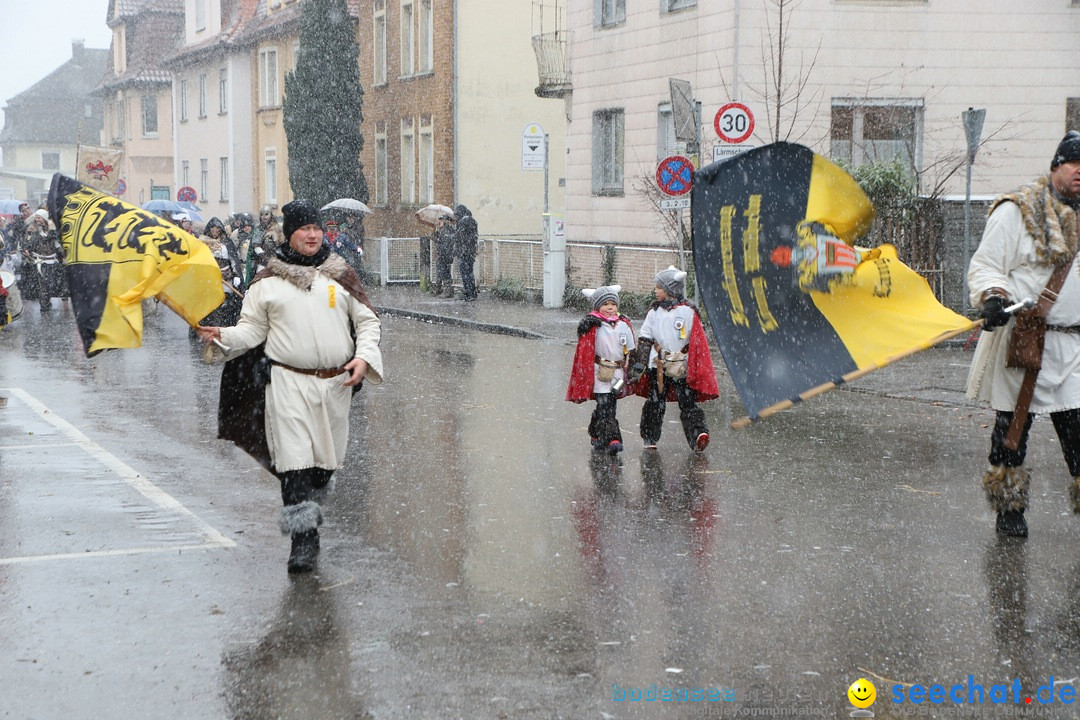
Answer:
0 442 84 450
1 387 236 554
0 544 228 566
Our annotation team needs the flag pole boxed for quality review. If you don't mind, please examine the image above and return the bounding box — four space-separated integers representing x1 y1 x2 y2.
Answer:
155 294 232 353
730 321 979 429
729 298 1033 429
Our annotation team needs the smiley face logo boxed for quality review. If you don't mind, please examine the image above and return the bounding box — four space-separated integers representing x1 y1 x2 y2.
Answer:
847 678 876 708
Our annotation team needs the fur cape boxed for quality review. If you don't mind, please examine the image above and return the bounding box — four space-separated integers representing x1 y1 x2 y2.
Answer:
991 175 1078 268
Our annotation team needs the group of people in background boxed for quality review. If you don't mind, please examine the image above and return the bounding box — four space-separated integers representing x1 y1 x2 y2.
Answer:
0 201 67 322
431 204 479 301
180 205 364 329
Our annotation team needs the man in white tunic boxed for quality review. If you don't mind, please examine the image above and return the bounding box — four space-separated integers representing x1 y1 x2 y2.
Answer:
967 132 1080 537
199 199 383 571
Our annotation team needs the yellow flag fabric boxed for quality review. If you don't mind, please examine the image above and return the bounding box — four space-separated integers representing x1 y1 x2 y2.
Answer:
47 173 224 357
811 243 974 369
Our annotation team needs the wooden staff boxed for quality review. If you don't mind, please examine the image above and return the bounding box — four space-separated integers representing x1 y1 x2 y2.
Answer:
730 298 1034 430
156 294 232 354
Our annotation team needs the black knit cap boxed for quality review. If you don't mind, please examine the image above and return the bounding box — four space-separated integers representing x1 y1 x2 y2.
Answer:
1052 131 1080 170
282 199 323 240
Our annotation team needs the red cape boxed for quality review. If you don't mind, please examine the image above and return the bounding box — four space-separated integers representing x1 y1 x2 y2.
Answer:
566 313 636 403
633 306 720 402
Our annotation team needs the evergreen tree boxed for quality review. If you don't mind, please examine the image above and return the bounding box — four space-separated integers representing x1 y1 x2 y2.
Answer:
283 0 369 215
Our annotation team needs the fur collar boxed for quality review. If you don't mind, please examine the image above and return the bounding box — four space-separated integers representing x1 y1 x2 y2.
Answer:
991 175 1079 267
263 252 352 292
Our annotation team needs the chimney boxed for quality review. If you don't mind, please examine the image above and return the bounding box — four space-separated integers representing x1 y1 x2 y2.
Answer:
72 38 85 57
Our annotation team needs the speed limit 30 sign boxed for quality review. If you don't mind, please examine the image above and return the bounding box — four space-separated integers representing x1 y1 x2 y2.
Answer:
714 102 755 144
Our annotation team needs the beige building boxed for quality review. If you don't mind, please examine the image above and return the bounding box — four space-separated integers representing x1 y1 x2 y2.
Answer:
99 0 184 207
359 0 567 240
559 0 1080 292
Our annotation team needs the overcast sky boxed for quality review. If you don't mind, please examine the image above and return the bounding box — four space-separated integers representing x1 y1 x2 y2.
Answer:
0 0 113 125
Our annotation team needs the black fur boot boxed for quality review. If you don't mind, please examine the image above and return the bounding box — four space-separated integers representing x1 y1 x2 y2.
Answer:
996 510 1028 538
287 529 320 573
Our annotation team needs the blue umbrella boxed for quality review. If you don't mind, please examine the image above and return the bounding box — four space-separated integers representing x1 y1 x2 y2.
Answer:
0 199 28 215
177 201 202 213
142 199 185 214
173 208 204 223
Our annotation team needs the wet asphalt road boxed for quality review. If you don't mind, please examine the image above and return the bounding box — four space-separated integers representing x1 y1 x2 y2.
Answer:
2 299 1080 719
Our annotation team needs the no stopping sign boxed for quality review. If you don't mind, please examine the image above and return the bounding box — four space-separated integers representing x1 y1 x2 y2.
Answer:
714 102 755 144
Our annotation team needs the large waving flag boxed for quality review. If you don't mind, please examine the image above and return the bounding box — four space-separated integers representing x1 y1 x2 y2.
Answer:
47 173 224 357
691 143 975 425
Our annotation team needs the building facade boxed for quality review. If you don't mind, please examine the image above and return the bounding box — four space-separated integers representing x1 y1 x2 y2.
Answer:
99 0 185 207
560 0 1080 292
165 0 257 222
358 0 568 241
0 41 109 206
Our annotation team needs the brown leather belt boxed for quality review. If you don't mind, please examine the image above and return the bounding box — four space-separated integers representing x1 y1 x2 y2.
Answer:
270 359 347 379
1047 324 1080 334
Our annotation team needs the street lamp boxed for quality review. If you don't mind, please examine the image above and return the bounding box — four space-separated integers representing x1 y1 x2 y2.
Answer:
961 107 986 313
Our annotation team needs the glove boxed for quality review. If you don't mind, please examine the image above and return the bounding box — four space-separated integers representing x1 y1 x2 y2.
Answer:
980 296 1011 331
627 361 646 384
577 314 602 336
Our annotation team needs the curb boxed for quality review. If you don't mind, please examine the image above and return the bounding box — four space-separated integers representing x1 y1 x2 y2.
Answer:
375 305 554 340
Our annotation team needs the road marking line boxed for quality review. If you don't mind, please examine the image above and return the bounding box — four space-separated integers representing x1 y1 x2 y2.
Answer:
0 387 236 563
0 544 229 566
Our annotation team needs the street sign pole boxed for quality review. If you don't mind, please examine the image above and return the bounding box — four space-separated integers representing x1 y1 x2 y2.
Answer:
961 107 986 313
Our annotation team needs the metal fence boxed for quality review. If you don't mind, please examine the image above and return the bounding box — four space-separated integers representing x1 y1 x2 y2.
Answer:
367 234 684 293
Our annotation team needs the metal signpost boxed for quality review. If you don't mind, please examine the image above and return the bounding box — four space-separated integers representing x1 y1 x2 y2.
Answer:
961 107 986 312
657 155 695 274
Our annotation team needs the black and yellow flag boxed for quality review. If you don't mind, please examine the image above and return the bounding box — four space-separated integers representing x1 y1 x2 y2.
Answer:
691 143 974 423
47 173 224 357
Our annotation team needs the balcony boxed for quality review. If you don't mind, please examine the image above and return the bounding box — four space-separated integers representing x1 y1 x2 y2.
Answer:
531 31 571 99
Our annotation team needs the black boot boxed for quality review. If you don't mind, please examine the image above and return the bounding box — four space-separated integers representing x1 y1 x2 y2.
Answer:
996 510 1028 538
287 529 320 573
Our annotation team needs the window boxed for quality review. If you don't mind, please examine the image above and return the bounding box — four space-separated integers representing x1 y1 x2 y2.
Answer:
179 79 189 122
218 68 228 114
657 101 700 161
375 123 388 205
195 0 206 31
830 98 923 172
182 160 190 187
592 109 624 195
198 74 207 117
400 117 415 204
374 1 387 85
265 148 277 204
419 115 434 203
1067 98 1080 132
219 157 229 202
200 158 208 201
114 97 125 141
41 152 60 171
400 0 414 76
663 0 696 11
259 49 279 107
597 0 625 27
417 0 433 73
142 94 158 136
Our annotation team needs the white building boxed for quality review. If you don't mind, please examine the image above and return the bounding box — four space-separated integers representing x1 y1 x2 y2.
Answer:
556 0 1080 288
164 0 256 222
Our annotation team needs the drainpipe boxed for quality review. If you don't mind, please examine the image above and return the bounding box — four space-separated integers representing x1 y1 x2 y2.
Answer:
452 0 459 205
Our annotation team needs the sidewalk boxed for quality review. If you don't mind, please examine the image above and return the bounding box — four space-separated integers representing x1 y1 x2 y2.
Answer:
367 284 581 342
